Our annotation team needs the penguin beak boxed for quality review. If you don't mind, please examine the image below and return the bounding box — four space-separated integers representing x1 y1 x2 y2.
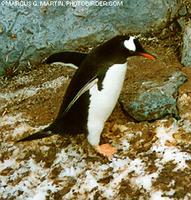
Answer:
138 52 156 60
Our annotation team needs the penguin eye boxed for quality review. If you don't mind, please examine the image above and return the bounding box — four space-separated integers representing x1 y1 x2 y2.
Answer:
123 36 136 51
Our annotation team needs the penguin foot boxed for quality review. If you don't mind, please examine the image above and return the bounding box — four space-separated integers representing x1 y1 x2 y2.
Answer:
95 144 117 159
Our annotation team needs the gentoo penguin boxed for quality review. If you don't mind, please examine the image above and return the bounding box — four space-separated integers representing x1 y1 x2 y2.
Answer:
18 35 155 158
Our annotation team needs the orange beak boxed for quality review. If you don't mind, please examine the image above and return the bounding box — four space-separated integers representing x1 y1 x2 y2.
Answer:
138 52 156 60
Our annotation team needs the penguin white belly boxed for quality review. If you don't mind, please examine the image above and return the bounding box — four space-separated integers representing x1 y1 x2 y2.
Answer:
87 63 127 146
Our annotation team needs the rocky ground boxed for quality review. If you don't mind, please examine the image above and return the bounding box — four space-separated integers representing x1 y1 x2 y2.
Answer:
1 38 191 200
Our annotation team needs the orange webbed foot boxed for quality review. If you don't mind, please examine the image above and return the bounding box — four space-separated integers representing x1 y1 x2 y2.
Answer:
95 143 117 159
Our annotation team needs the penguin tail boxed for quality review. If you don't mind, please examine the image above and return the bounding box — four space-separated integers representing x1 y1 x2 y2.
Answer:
16 126 53 142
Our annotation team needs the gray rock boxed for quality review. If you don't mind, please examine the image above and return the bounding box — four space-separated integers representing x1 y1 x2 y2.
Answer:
0 0 182 75
177 17 187 30
178 5 187 16
0 22 4 34
181 21 191 67
120 71 187 121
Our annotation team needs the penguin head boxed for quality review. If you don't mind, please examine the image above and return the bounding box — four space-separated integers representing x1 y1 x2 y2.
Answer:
122 36 156 60
90 35 156 65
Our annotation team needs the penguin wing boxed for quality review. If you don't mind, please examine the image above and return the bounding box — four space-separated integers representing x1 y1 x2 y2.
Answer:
64 76 98 113
44 51 88 68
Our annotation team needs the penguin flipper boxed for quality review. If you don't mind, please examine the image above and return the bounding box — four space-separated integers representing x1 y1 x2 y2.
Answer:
44 51 88 69
16 127 53 142
64 77 98 114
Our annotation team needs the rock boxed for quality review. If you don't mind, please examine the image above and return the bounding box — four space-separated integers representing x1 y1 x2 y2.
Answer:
178 5 187 16
177 17 187 30
181 21 191 67
177 67 191 121
0 22 4 34
0 0 182 75
120 71 187 121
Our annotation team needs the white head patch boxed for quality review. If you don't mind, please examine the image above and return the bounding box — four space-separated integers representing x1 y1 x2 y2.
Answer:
124 36 136 51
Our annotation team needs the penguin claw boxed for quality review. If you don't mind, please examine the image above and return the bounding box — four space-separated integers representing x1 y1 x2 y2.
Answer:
95 144 117 159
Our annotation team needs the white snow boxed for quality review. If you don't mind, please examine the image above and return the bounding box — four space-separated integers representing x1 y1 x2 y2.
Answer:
151 121 191 170
0 158 16 171
0 113 24 127
59 166 82 177
0 158 58 200
12 123 33 137
83 171 99 191
155 121 178 145
133 173 158 190
121 140 130 151
150 191 171 200
26 191 47 200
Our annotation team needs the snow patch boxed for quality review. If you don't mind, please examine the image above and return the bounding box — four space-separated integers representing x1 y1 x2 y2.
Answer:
12 123 33 137
152 122 191 170
83 171 98 192
150 190 171 200
0 158 58 200
155 121 178 145
133 173 158 190
59 166 82 178
0 113 24 127
0 158 16 171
